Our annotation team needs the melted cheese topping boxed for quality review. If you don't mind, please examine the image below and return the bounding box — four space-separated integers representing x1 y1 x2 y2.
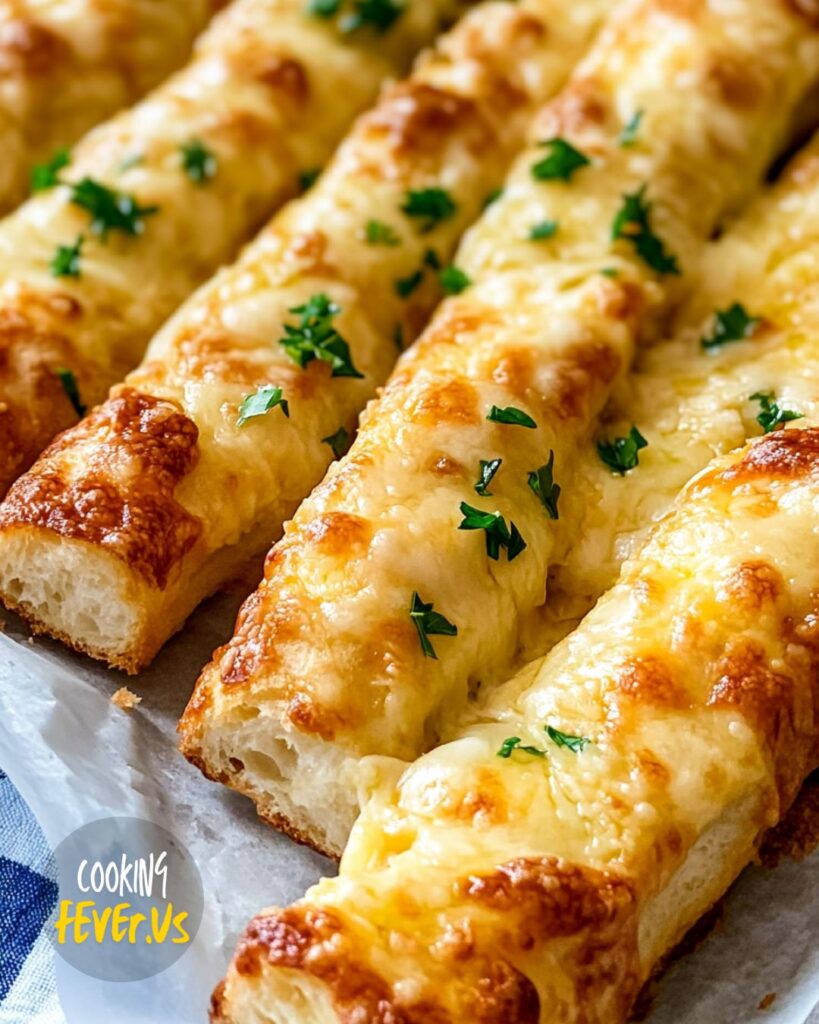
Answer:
0 0 451 492
0 0 611 669
539 131 819 647
183 0 819 836
214 430 819 1023
0 0 220 213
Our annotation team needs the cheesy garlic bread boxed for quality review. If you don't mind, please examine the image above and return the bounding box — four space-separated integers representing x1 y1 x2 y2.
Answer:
536 130 819 648
0 0 611 670
0 0 453 496
180 0 819 856
212 426 819 1024
0 0 221 214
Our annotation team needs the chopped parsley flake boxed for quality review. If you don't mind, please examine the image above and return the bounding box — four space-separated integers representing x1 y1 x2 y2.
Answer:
410 591 457 659
181 139 217 184
236 385 289 426
31 148 70 192
307 0 340 14
545 724 590 753
298 167 321 192
322 425 352 458
611 185 679 275
597 425 648 475
458 502 526 562
701 303 758 350
619 110 643 147
487 405 536 429
56 367 85 417
750 391 803 434
475 458 502 497
483 187 503 209
401 187 456 233
440 265 471 295
531 137 590 182
365 219 401 246
50 235 83 279
341 0 403 32
69 178 158 240
279 294 362 378
423 248 441 270
497 737 546 759
528 219 558 241
600 267 619 278
394 269 423 297
528 451 560 520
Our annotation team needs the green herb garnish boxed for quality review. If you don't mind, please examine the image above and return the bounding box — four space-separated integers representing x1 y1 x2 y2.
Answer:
279 294 362 378
458 502 526 561
56 367 85 417
475 458 502 497
322 425 352 458
181 139 217 184
394 269 423 297
298 167 321 192
365 219 401 246
750 391 803 434
619 110 643 147
340 0 403 33
31 149 70 192
236 385 289 426
531 137 590 182
528 451 560 520
597 425 648 475
487 405 536 429
497 737 547 759
410 592 457 659
50 235 83 279
700 303 758 350
69 178 158 240
528 219 558 241
611 185 679 275
483 187 503 209
401 187 456 232
545 725 589 753
440 265 471 294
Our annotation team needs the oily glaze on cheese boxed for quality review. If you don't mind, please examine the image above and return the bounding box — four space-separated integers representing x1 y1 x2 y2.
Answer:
0 0 455 496
181 0 819 856
0 0 612 677
537 131 819 646
0 0 222 214
211 428 819 1024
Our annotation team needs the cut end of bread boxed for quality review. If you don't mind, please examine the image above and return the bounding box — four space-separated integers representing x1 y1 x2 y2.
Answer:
180 670 360 858
0 526 155 674
211 963 339 1024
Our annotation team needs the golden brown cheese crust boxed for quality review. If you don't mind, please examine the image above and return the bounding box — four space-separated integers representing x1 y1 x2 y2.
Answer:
0 0 451 497
0 0 612 675
179 0 819 854
214 430 819 1024
0 0 223 213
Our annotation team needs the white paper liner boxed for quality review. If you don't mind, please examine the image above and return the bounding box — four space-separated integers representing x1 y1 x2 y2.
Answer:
0 594 816 1024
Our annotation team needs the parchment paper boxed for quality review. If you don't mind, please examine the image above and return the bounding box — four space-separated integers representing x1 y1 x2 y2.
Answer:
0 593 817 1024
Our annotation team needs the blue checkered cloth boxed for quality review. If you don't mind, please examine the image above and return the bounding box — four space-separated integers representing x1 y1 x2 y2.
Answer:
0 768 62 1024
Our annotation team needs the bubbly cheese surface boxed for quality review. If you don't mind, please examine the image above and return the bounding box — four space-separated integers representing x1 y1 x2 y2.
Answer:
0 0 452 493
539 132 819 647
0 0 221 212
0 0 611 675
213 428 819 1023
182 0 819 852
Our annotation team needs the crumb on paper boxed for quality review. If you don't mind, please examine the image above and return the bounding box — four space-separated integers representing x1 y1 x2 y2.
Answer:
111 686 142 711
758 993 776 1011
26 635 34 645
